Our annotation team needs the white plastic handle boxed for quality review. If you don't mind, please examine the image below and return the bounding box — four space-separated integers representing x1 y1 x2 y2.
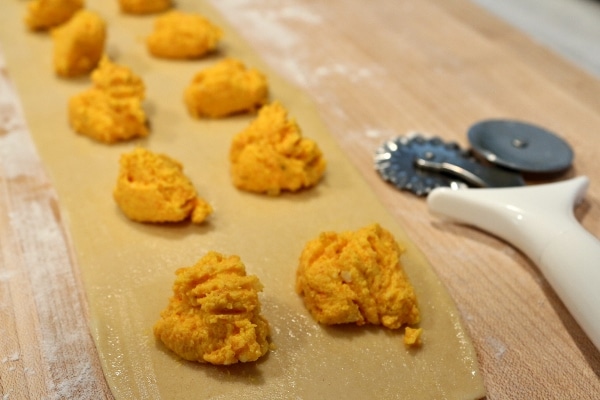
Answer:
427 176 600 350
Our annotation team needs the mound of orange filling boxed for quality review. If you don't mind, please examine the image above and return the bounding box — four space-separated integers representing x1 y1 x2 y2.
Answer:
25 0 84 30
113 148 212 224
229 102 326 195
117 0 172 14
51 9 105 77
184 58 268 118
154 252 271 365
68 56 148 143
147 11 222 59
296 223 422 346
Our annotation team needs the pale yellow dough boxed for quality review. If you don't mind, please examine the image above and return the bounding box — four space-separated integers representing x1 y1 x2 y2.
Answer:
184 58 268 118
154 251 271 365
147 11 223 59
113 148 213 224
68 57 148 143
118 0 172 14
25 0 84 30
230 101 326 195
51 9 106 77
296 223 420 343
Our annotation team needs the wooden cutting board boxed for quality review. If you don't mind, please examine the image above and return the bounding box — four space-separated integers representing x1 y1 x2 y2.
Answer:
1 0 599 398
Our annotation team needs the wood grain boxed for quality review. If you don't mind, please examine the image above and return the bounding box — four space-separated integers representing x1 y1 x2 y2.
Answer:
1 0 599 398
0 63 113 397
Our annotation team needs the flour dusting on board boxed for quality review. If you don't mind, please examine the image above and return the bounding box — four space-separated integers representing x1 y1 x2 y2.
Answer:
210 0 380 91
0 269 15 283
210 0 317 85
314 64 375 83
486 336 508 360
211 0 322 49
0 56 108 398
345 127 398 151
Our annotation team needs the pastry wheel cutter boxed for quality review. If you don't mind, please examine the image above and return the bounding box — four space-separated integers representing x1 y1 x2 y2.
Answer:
375 119 600 350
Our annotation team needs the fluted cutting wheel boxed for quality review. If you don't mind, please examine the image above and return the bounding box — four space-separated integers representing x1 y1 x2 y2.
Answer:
374 135 470 196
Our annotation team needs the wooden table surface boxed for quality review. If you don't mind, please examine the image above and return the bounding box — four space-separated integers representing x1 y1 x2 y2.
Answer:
1 0 599 398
